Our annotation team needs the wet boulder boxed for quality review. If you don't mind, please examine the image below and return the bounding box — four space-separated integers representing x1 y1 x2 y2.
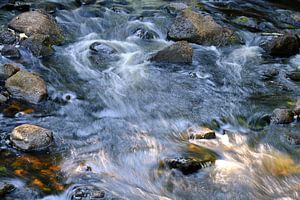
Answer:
5 71 47 104
1 45 20 59
0 182 15 197
167 9 239 46
0 63 20 80
150 41 193 64
89 42 119 67
163 156 213 175
263 33 300 57
271 108 294 124
187 126 216 139
10 124 53 151
70 185 122 200
8 10 64 45
21 34 54 57
0 31 16 45
133 28 159 40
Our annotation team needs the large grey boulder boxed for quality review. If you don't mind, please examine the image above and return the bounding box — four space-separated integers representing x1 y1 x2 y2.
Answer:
5 70 47 104
10 124 53 151
167 9 239 46
150 41 193 64
8 10 64 45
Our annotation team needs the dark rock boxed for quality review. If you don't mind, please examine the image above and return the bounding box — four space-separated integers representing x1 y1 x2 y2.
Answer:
150 41 193 64
1 45 20 59
8 10 64 45
89 42 117 54
70 185 122 200
271 108 294 124
287 71 300 81
89 42 119 67
21 34 54 57
0 63 20 80
0 182 15 197
0 31 16 45
264 33 300 57
5 71 47 104
10 124 53 151
187 126 216 139
133 28 158 40
163 156 213 175
167 9 239 46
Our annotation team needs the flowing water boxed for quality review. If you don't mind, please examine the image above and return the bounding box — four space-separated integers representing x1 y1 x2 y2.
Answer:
1 0 300 199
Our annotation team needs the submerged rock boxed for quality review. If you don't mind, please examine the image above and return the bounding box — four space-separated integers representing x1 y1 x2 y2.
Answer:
1 45 20 59
0 63 20 79
167 9 239 46
271 108 294 124
187 126 216 139
163 156 213 175
0 182 15 197
150 41 193 64
8 10 64 45
89 42 119 67
5 71 47 104
264 33 300 57
10 124 53 151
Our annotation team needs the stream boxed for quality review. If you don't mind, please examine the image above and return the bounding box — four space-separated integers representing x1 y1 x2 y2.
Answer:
1 0 300 199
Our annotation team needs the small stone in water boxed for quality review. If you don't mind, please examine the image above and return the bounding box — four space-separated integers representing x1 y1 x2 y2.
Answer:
89 42 116 54
10 124 53 151
164 156 213 175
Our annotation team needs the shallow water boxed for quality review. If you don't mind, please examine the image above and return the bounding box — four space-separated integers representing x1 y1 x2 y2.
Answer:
1 0 300 199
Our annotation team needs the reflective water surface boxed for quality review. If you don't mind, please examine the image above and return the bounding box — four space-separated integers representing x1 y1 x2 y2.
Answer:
1 0 300 199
